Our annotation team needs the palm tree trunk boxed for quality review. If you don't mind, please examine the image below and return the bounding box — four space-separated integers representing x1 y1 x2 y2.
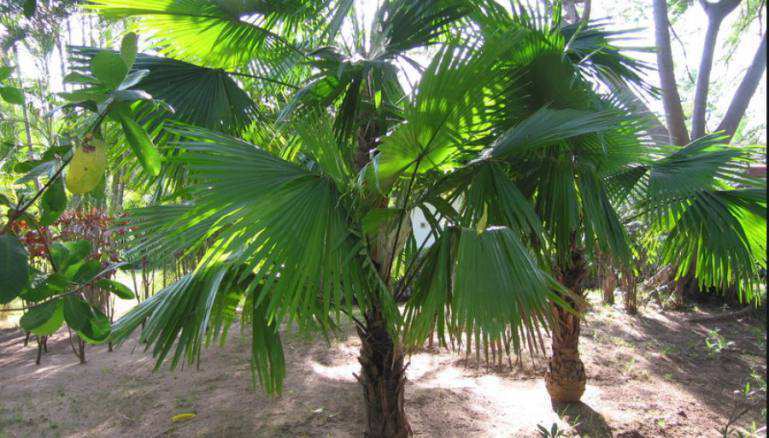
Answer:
545 250 587 403
602 268 616 306
356 306 411 438
622 270 638 314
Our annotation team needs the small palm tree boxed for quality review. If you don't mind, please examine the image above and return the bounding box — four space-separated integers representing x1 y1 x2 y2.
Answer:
469 9 766 403
84 0 765 434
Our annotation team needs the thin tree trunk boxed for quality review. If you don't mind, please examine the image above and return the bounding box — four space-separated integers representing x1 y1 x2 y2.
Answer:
35 336 44 365
717 31 767 139
110 167 124 213
546 249 588 403
356 307 411 438
57 35 67 92
12 46 35 161
652 0 690 146
691 0 741 139
622 270 638 314
602 268 616 306
672 268 697 309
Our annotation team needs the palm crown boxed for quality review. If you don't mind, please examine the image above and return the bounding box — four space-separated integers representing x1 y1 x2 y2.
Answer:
80 0 765 434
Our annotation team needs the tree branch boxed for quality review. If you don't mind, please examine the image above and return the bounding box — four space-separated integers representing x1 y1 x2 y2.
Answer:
691 0 742 139
652 0 691 145
716 31 767 140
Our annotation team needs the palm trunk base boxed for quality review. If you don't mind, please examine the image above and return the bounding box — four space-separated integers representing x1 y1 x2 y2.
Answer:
356 310 411 438
545 354 586 403
547 248 587 404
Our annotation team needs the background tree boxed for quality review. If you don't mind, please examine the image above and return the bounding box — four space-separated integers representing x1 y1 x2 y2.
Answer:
653 0 766 144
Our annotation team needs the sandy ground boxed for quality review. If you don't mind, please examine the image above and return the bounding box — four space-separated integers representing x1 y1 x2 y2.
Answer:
0 295 766 437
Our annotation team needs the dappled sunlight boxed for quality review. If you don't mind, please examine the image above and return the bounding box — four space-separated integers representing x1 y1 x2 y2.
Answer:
309 359 359 383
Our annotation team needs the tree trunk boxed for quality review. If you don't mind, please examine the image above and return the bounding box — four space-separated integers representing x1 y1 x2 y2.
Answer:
602 269 616 306
622 270 638 315
12 46 35 161
671 269 697 309
717 31 767 139
652 0 690 146
546 250 587 403
691 0 741 139
356 307 411 438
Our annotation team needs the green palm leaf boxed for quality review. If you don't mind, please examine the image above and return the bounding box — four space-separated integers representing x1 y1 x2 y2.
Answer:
88 0 303 69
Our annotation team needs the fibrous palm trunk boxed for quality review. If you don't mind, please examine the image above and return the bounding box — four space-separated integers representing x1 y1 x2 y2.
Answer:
622 270 638 315
545 249 587 403
356 307 411 438
600 260 617 305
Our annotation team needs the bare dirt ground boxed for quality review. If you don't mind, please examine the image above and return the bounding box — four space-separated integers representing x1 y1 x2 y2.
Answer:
1 294 766 437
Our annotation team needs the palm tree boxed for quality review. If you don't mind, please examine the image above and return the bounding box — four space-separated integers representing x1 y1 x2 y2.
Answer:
83 0 766 433
88 1 564 435
467 9 766 403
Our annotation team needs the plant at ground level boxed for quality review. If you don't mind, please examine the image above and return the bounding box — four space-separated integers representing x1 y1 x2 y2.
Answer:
537 422 566 437
704 328 735 357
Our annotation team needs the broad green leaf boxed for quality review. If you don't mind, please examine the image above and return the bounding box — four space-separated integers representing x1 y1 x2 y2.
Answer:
120 32 138 70
20 299 64 336
59 87 110 103
72 260 102 284
63 72 99 84
96 279 135 299
21 283 58 302
0 235 29 304
64 296 110 343
0 66 12 81
46 273 71 291
23 0 36 17
15 160 56 184
90 51 128 89
361 208 402 235
40 177 67 226
80 309 111 343
112 89 152 102
41 146 72 161
112 104 161 176
51 240 92 271
13 159 45 173
117 69 149 90
0 86 25 105
63 295 91 331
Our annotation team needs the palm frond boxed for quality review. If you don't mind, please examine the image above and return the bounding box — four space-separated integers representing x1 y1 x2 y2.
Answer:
68 46 260 134
404 226 560 355
89 0 306 69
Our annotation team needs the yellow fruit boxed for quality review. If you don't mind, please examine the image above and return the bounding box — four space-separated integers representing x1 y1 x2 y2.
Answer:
171 413 196 423
66 137 107 194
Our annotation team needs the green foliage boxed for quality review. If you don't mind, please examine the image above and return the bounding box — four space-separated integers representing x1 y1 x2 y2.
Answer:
0 85 24 105
63 295 110 343
91 51 129 89
112 103 162 176
20 299 64 336
537 422 566 438
39 177 67 226
83 0 765 397
96 279 135 300
0 234 29 304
